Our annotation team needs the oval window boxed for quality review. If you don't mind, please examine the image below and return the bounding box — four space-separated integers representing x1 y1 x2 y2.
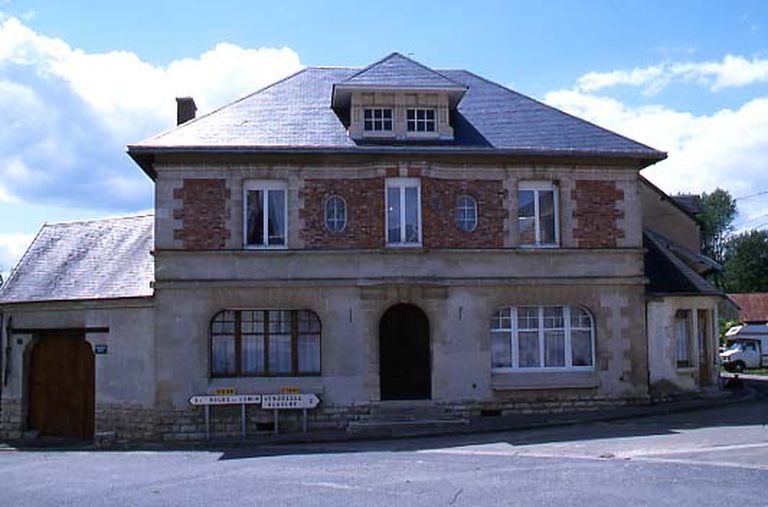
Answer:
324 195 347 233
455 194 478 232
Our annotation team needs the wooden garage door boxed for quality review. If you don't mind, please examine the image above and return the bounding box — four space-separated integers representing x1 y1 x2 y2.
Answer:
28 333 95 439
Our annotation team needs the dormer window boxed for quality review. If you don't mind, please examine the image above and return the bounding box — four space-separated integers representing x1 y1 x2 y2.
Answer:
364 108 393 132
407 108 436 132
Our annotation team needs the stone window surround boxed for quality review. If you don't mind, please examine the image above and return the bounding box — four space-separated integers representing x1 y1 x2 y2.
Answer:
518 180 560 248
385 177 422 247
243 180 288 249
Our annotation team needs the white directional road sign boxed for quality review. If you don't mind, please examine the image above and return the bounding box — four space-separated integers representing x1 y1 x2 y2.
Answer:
189 394 262 406
262 394 320 409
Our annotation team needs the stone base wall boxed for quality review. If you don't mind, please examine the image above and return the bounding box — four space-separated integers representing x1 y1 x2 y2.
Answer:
0 399 23 439
4 394 687 443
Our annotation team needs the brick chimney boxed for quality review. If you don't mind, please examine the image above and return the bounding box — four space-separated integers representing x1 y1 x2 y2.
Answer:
175 97 197 125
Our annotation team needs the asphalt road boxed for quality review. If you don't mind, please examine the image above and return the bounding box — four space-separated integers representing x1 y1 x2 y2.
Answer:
1 398 766 507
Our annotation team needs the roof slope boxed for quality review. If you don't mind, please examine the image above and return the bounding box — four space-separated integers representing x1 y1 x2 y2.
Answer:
130 58 665 162
339 52 465 89
728 293 768 323
644 230 721 296
0 215 154 304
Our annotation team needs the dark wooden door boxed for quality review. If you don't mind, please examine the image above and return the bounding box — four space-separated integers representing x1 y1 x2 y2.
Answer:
379 304 431 400
28 333 95 439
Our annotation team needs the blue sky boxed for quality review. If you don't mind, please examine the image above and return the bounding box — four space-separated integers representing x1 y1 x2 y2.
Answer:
0 0 767 274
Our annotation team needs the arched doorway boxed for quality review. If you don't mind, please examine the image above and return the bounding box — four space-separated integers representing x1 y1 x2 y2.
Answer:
379 304 431 400
28 333 95 439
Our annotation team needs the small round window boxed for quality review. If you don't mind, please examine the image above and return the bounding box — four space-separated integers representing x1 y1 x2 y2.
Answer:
455 195 478 232
324 195 347 233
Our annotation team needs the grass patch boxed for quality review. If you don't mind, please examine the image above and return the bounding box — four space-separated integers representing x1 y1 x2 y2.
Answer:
745 368 768 376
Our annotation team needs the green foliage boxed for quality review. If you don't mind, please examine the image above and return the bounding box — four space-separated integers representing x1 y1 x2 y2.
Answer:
724 229 768 292
699 188 737 264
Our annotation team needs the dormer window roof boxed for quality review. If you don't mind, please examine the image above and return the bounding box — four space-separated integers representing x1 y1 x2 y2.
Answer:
331 52 467 109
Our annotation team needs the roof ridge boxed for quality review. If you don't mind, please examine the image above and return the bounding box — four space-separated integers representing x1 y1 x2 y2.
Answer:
451 69 666 159
131 67 311 146
340 52 466 88
45 213 154 226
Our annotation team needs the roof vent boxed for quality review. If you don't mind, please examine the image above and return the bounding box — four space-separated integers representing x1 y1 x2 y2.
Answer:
175 97 197 125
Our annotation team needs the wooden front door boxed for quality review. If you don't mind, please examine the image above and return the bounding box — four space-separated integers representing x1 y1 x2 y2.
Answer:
28 333 95 439
379 304 431 400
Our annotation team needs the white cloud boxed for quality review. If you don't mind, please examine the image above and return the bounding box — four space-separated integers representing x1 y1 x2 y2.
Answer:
0 16 303 209
0 232 35 280
578 55 768 94
544 89 768 228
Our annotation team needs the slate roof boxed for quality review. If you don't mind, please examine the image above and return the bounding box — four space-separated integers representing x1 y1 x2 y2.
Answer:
129 53 665 174
0 215 154 304
338 52 466 89
727 293 768 323
644 230 721 296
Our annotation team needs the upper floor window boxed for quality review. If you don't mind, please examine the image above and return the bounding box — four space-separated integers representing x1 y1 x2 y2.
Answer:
455 194 478 232
407 108 436 132
490 305 595 371
386 178 421 246
324 195 347 233
210 309 321 377
518 182 559 247
245 181 287 248
364 108 393 131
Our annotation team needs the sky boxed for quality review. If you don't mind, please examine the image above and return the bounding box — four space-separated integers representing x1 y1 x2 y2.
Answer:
0 0 767 277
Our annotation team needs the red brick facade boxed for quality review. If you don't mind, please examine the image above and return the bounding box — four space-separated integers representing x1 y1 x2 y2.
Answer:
422 178 506 248
300 178 385 249
300 176 505 249
173 179 230 250
571 180 625 248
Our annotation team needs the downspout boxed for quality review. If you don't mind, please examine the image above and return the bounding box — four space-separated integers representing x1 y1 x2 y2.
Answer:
3 314 10 387
645 299 652 403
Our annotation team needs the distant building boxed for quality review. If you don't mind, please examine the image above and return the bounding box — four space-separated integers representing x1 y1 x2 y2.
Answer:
0 53 724 442
727 293 768 324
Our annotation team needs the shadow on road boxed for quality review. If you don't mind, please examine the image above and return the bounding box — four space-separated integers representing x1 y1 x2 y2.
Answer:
217 385 768 461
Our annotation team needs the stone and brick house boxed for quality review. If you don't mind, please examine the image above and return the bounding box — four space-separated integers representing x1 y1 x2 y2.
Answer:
0 53 723 442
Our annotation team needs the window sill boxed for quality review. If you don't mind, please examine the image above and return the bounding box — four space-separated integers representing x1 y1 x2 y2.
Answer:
243 245 288 250
491 370 599 390
519 244 560 249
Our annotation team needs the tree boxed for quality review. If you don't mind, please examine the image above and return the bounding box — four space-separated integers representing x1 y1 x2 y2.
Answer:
698 188 737 265
723 229 768 293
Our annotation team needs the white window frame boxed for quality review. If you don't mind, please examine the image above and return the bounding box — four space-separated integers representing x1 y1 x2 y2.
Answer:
385 177 422 247
455 194 478 232
243 180 288 249
324 195 347 233
363 108 393 132
406 108 436 133
490 305 596 372
518 181 560 248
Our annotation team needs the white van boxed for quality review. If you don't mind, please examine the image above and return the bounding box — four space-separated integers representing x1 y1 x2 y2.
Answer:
720 323 768 372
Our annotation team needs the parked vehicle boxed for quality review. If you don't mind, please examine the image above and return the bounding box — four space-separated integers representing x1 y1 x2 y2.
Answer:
720 323 768 372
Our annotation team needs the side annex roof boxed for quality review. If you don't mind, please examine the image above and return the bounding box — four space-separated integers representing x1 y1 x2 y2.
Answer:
0 215 154 304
